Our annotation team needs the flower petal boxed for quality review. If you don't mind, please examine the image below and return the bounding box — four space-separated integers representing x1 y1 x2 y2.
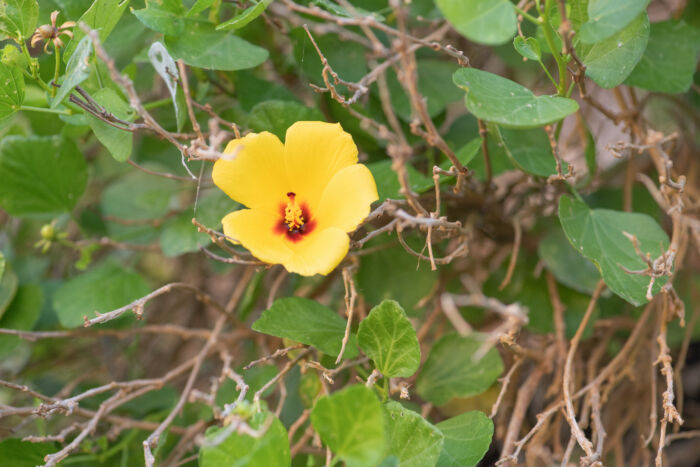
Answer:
222 209 293 266
284 227 349 276
318 164 378 232
213 132 289 210
284 121 358 210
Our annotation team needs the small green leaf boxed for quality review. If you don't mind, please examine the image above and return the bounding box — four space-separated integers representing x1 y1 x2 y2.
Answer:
436 0 516 46
558 195 670 306
65 0 131 59
313 0 385 21
101 170 178 221
0 284 43 357
436 411 493 467
513 36 541 61
575 12 649 88
0 136 88 217
247 100 323 141
497 126 565 177
0 439 56 467
252 297 358 358
384 402 444 467
416 333 503 405
199 412 290 467
453 68 579 128
86 87 135 161
311 385 386 467
578 0 651 44
165 20 268 71
52 36 93 108
0 0 38 40
0 61 24 125
52 260 150 328
216 0 272 31
366 159 433 202
159 211 211 257
538 228 601 295
0 264 18 320
625 20 700 94
358 300 421 378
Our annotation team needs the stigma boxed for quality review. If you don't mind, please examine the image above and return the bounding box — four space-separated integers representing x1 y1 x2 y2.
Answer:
284 192 305 231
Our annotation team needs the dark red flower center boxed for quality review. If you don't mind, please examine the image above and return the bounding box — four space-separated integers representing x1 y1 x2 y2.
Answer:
275 192 316 242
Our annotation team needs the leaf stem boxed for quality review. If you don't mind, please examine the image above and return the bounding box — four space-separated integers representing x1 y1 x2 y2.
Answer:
539 0 567 95
20 105 72 115
52 46 61 98
143 97 174 110
513 6 540 25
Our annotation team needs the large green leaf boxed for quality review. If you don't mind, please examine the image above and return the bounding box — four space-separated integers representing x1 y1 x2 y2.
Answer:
366 159 433 202
358 300 421 378
558 195 670 306
0 263 18 320
52 260 150 327
86 87 135 161
199 412 290 467
578 0 651 44
0 0 38 40
453 68 578 128
165 20 268 71
0 284 43 357
497 126 564 177
0 136 88 217
247 100 323 141
416 333 503 405
384 402 444 467
52 36 93 108
0 439 56 467
310 385 386 467
436 0 516 46
436 411 493 467
159 211 211 257
0 61 24 125
65 0 131 59
252 297 358 358
133 4 185 36
101 169 178 221
575 12 649 88
625 20 700 94
538 227 601 295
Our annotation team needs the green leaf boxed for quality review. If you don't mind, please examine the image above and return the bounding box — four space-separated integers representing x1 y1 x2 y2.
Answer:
187 0 216 17
578 0 650 44
416 333 503 405
436 411 493 467
0 264 18 320
384 402 444 467
65 0 131 59
165 20 268 71
291 28 367 84
513 36 541 61
52 260 150 328
159 211 211 257
101 169 178 221
252 297 358 358
558 195 670 306
625 20 700 94
0 61 24 125
0 252 4 280
52 36 93 108
436 0 516 46
247 100 323 141
453 68 579 128
133 4 185 36
0 136 88 217
0 284 43 357
497 126 564 177
538 227 601 295
310 385 386 467
0 439 56 467
313 0 385 22
575 12 649 88
199 412 290 467
0 0 38 40
357 239 437 312
216 0 272 31
86 87 135 161
358 300 421 378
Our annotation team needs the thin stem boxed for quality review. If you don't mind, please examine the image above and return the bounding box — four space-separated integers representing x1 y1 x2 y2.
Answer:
20 105 72 115
514 6 540 25
52 45 61 98
539 0 567 95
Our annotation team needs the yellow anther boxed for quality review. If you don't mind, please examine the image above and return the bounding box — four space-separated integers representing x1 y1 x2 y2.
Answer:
284 193 304 230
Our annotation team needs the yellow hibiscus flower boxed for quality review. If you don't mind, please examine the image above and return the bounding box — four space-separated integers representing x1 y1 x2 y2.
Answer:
213 121 378 276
